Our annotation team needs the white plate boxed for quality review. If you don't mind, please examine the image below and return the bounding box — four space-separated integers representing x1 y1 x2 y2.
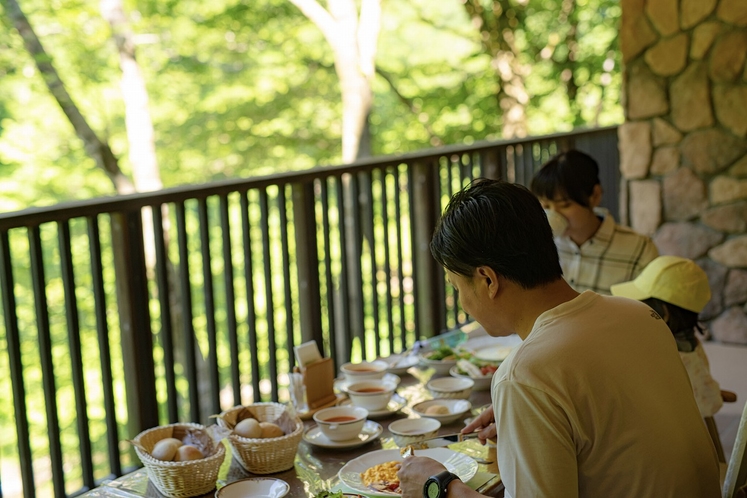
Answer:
381 355 419 375
216 477 290 498
335 373 401 393
340 393 407 418
304 420 383 449
462 334 522 361
339 448 478 496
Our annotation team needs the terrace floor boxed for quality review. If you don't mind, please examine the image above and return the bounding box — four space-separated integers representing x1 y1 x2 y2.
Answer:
704 340 747 461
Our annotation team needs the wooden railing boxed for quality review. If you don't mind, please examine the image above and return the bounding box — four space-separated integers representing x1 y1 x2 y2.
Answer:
0 126 618 498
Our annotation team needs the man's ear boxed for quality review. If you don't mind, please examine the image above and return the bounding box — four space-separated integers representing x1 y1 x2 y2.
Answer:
475 266 500 298
590 184 603 208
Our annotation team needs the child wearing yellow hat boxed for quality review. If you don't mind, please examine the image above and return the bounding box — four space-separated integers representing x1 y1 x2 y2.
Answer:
610 255 723 417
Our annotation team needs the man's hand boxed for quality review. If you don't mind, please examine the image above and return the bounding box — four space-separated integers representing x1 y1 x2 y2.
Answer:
462 405 496 444
397 456 447 498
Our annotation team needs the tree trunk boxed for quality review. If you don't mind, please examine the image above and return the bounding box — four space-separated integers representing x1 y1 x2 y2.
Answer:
288 0 380 162
3 0 135 194
462 0 529 139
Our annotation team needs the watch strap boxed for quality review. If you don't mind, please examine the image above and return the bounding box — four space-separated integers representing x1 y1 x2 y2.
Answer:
424 470 461 498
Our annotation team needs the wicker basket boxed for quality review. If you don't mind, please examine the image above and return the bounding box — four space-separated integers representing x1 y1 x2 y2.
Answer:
217 402 303 474
133 422 225 498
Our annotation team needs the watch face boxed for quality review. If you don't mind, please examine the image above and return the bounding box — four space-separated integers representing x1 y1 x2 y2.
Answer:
426 480 441 498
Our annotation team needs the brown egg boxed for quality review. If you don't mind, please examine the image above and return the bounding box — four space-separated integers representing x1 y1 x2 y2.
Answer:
234 418 262 438
259 422 285 439
174 444 204 461
151 437 183 461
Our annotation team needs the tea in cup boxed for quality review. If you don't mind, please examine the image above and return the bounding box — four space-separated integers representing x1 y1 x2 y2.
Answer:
340 360 388 382
346 380 397 411
313 406 368 441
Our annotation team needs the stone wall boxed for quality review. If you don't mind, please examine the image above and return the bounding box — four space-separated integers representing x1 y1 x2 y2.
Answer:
620 0 747 344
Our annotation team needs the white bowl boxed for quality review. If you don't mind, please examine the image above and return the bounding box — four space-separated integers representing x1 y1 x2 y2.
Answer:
340 360 389 382
419 352 458 376
346 380 397 411
449 366 493 391
427 377 474 399
216 477 290 498
388 418 441 447
313 406 368 442
412 399 473 424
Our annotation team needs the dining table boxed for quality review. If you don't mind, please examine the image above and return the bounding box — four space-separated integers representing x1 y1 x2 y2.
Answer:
81 360 505 498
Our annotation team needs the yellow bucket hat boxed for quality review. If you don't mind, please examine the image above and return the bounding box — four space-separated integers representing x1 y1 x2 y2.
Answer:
610 256 711 313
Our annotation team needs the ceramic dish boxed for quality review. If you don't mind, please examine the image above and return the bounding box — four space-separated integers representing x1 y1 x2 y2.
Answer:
426 376 474 399
418 352 458 376
412 399 472 425
388 417 441 447
381 354 419 375
334 373 400 393
462 334 522 361
338 448 477 496
340 393 407 418
449 366 493 391
216 477 290 498
303 420 383 449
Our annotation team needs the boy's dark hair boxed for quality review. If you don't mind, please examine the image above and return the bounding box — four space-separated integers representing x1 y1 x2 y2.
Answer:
530 149 600 208
430 178 562 289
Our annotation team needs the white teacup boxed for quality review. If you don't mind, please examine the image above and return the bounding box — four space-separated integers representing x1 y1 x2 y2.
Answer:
340 360 388 382
313 406 368 442
346 380 397 411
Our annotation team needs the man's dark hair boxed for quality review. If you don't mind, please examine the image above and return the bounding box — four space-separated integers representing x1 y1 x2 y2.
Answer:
530 149 600 208
430 179 562 289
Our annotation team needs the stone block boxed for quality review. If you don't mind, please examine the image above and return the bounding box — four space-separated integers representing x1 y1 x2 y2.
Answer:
652 118 683 146
646 0 680 35
619 121 652 179
702 202 747 232
725 269 747 306
654 221 724 259
681 0 718 30
710 176 747 204
680 129 747 174
629 180 661 236
645 34 689 76
710 306 747 344
714 84 747 137
728 155 747 177
627 62 669 119
698 258 728 320
671 62 714 132
717 0 747 27
621 0 659 62
650 146 681 175
709 235 747 267
691 22 723 59
663 167 708 220
709 32 747 83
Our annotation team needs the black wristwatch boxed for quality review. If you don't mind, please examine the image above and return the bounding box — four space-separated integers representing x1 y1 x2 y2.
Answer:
423 470 461 498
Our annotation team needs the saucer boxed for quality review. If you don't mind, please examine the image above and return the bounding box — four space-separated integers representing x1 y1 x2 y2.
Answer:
340 393 407 418
304 420 383 449
334 373 401 393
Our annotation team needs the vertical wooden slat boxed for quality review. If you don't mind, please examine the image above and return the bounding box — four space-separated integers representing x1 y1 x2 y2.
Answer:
0 230 35 498
151 207 177 423
393 169 407 351
319 179 338 366
28 225 65 497
86 216 121 476
197 198 221 416
219 194 241 405
336 175 353 363
292 182 323 347
57 221 94 490
381 169 395 353
362 171 380 358
277 186 296 360
239 191 261 402
175 202 199 421
259 189 279 401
